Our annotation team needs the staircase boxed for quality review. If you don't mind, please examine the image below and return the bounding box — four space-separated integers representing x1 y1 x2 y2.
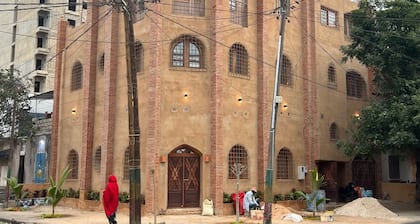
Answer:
165 207 202 215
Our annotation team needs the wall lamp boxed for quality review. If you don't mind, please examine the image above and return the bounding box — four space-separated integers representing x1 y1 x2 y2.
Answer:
71 108 77 115
184 92 189 99
237 96 243 103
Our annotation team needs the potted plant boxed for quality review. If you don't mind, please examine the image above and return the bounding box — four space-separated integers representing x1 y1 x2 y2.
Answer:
296 169 326 217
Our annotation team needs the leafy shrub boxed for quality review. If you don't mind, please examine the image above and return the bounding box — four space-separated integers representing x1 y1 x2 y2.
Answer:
273 193 283 202
223 192 233 203
87 190 100 201
119 192 129 203
65 188 79 198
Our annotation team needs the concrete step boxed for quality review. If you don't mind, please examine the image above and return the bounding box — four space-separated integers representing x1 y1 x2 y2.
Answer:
165 207 201 215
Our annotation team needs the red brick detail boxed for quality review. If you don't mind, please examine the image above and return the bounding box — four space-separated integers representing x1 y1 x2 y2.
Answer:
101 11 120 186
80 6 99 199
51 20 68 180
301 0 318 189
145 4 163 214
256 1 270 192
209 0 225 215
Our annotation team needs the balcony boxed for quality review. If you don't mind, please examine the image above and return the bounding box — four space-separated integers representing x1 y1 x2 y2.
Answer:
35 47 49 56
36 26 50 34
34 69 48 77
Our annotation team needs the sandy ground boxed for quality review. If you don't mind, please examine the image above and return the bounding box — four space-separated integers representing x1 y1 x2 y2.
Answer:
0 201 419 224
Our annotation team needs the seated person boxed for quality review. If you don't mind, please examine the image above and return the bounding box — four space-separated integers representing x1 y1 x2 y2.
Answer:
243 187 259 216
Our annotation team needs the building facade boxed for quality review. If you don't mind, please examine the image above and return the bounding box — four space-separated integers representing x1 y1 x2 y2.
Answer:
0 0 86 94
51 0 375 215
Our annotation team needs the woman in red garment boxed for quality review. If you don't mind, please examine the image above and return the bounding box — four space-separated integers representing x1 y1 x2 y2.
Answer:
103 175 119 224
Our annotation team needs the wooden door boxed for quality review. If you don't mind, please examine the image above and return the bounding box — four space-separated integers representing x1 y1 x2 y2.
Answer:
168 148 200 208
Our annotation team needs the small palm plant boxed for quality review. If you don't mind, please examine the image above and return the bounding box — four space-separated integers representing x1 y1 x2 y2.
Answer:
6 177 28 208
296 169 326 217
45 166 72 217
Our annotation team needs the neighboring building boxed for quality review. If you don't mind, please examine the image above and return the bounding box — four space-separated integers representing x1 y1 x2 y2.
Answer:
0 0 87 95
51 0 376 215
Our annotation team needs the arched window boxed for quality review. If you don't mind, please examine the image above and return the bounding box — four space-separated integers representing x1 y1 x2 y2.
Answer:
98 53 105 72
229 43 248 77
171 36 204 69
68 149 79 179
228 144 248 179
328 64 336 83
123 148 130 180
330 122 338 141
346 71 366 99
93 146 101 172
281 55 293 86
276 147 293 179
134 41 144 73
71 61 83 91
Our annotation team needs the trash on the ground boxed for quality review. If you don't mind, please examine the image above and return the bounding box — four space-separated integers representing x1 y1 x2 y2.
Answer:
250 209 264 220
320 211 334 222
201 198 214 216
282 213 303 222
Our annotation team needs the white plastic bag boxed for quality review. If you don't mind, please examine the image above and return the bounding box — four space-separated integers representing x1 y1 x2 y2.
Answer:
202 198 214 216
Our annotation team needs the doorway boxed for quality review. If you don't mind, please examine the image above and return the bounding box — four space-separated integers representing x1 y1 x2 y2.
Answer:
167 145 200 208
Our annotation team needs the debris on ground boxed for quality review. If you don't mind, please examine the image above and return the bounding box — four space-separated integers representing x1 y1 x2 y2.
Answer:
334 197 398 218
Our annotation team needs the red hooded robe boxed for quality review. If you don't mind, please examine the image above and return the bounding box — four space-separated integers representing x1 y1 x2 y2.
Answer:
103 175 119 217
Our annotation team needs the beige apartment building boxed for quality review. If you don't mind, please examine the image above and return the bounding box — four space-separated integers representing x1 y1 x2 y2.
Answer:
0 0 86 94
0 1 86 189
51 0 376 215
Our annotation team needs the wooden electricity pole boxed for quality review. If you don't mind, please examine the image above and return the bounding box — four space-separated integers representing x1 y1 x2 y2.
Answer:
111 0 142 223
264 0 289 223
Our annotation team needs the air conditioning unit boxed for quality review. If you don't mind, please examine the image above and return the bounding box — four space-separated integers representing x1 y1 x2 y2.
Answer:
297 165 307 180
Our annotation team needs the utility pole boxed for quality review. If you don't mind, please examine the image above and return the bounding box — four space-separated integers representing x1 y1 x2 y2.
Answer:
110 0 142 223
263 0 289 224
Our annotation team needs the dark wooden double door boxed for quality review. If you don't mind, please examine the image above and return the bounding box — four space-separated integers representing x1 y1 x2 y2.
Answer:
168 148 200 208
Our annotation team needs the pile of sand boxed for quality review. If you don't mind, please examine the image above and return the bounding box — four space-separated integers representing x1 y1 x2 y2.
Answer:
271 203 293 220
334 197 398 218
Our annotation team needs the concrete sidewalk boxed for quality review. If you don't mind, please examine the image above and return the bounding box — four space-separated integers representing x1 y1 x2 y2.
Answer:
0 203 419 224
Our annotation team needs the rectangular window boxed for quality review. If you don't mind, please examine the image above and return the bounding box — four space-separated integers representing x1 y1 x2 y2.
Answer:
38 15 45 27
320 6 338 28
344 13 352 36
34 81 41 93
173 0 205 17
69 0 76 11
230 0 248 27
11 45 15 62
12 26 16 42
68 19 76 27
388 155 400 180
37 37 43 48
40 0 46 4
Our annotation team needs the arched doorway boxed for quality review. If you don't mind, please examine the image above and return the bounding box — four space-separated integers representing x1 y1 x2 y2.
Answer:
167 145 201 208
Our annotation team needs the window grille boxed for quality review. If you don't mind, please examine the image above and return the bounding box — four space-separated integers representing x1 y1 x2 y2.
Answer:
388 155 400 180
98 53 105 72
68 0 76 11
321 6 338 28
344 13 352 36
171 36 204 69
68 150 79 179
276 148 293 179
228 144 248 179
134 41 144 73
330 123 337 140
123 148 130 180
71 61 83 91
93 146 101 173
229 43 249 77
280 55 293 86
229 0 248 27
328 65 336 83
172 0 205 17
346 71 366 99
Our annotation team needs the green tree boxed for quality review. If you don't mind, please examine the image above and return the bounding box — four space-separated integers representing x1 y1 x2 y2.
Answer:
339 0 420 155
0 69 31 207
339 0 420 200
6 176 29 207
